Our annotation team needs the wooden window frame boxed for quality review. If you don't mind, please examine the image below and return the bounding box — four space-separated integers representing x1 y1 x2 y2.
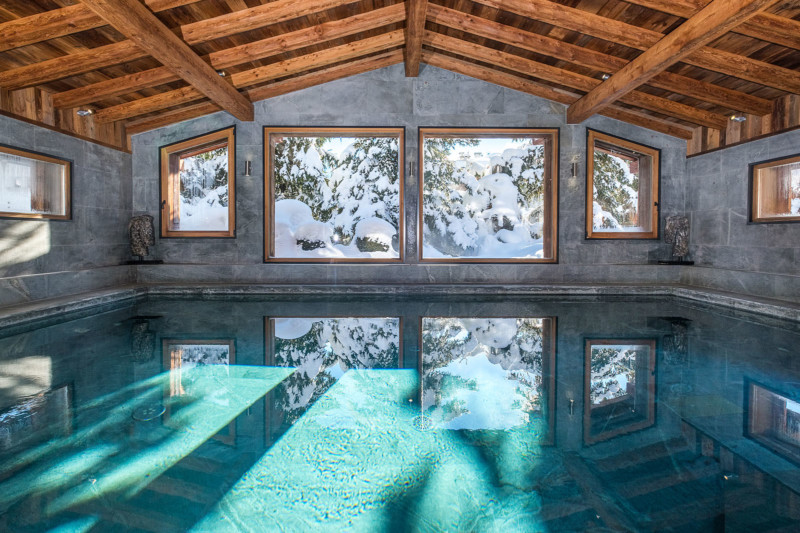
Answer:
584 338 656 445
749 153 800 223
159 127 236 238
418 128 559 263
586 129 660 240
0 143 71 220
264 127 405 263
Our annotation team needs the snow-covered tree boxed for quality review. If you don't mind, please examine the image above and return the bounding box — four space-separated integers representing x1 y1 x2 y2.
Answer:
326 137 400 245
589 346 639 405
592 151 639 229
273 137 334 221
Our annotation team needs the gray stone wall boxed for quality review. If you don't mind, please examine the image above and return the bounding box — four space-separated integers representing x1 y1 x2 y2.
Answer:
131 64 685 286
683 128 800 301
0 114 134 305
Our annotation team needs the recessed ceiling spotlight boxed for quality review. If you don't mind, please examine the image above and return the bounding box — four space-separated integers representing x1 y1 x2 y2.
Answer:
217 70 227 77
730 114 747 122
601 73 611 80
76 109 95 117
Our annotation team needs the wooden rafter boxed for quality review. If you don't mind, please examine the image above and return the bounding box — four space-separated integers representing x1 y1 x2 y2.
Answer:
0 0 202 53
425 32 729 129
79 0 253 122
404 0 427 77
53 3 405 109
96 31 404 122
422 51 694 139
566 0 780 124
180 0 360 44
426 4 772 116
472 0 800 96
625 0 800 50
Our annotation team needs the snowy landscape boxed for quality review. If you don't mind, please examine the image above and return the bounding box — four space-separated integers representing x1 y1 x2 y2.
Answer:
421 136 550 259
591 150 644 231
271 135 401 259
173 147 229 231
421 318 548 431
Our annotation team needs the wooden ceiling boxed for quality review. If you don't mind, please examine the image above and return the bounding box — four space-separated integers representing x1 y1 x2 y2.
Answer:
0 0 798 153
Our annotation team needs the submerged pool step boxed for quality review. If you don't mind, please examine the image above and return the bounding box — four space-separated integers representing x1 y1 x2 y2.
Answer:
593 437 691 472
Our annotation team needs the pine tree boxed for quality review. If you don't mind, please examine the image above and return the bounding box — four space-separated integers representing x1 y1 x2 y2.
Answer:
273 137 333 221
592 151 638 229
325 137 400 244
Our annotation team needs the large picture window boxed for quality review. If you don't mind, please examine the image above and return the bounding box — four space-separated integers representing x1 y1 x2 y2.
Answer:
750 154 800 223
265 128 404 262
586 129 660 239
159 127 235 237
419 128 558 262
0 144 71 220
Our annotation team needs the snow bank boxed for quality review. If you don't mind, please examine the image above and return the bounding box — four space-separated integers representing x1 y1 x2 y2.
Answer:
275 199 314 229
354 217 396 246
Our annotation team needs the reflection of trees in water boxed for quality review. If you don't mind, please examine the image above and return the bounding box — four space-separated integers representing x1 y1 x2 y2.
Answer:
590 347 639 405
273 318 399 423
421 318 545 427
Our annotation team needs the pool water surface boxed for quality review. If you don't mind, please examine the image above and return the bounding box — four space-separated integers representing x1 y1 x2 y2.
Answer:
1 295 799 532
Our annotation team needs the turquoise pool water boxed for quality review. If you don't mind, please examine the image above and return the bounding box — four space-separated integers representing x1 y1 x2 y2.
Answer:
1 295 799 532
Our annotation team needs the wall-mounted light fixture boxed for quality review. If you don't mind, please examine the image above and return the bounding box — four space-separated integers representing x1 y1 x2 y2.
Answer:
570 153 581 179
730 114 747 122
601 73 611 80
244 160 252 177
217 70 227 77
76 109 95 117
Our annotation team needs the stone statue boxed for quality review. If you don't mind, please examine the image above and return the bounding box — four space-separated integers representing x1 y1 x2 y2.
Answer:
128 214 155 260
664 215 690 260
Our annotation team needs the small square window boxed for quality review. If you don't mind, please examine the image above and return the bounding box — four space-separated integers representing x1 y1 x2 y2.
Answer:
745 379 800 465
586 129 660 239
750 154 800 223
159 127 235 237
0 144 71 220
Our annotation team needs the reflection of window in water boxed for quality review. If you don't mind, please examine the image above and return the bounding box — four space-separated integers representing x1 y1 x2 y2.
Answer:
589 345 643 406
164 341 233 397
421 318 552 432
270 318 400 423
748 383 800 461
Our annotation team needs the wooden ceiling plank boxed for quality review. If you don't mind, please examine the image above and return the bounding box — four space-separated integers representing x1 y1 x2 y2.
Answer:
180 0 361 44
0 0 202 53
53 3 406 108
472 0 800 95
427 4 772 116
566 0 780 124
425 32 729 129
229 30 404 88
422 51 694 139
404 0 427 77
625 0 800 50
98 31 403 123
0 41 146 90
80 0 253 121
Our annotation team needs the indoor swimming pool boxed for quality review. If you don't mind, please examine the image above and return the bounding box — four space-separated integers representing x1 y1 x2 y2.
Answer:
1 295 799 532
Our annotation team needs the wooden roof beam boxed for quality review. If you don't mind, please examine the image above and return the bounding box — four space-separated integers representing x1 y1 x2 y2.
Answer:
0 0 201 53
425 32 729 129
180 0 360 44
404 0 427 77
427 4 772 116
422 51 694 139
472 0 800 96
97 30 404 122
625 0 800 50
567 0 780 124
53 3 405 109
80 0 253 121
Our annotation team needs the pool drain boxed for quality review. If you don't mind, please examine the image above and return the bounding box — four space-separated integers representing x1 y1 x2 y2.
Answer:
132 404 166 421
412 415 432 431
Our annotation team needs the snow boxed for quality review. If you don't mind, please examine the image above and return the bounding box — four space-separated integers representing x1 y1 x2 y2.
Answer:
295 221 333 244
274 318 315 340
275 199 314 228
0 154 65 215
355 217 396 246
173 148 229 231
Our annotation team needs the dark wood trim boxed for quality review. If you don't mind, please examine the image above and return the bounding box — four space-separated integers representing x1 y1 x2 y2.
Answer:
0 109 130 153
749 153 800 223
687 125 800 159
